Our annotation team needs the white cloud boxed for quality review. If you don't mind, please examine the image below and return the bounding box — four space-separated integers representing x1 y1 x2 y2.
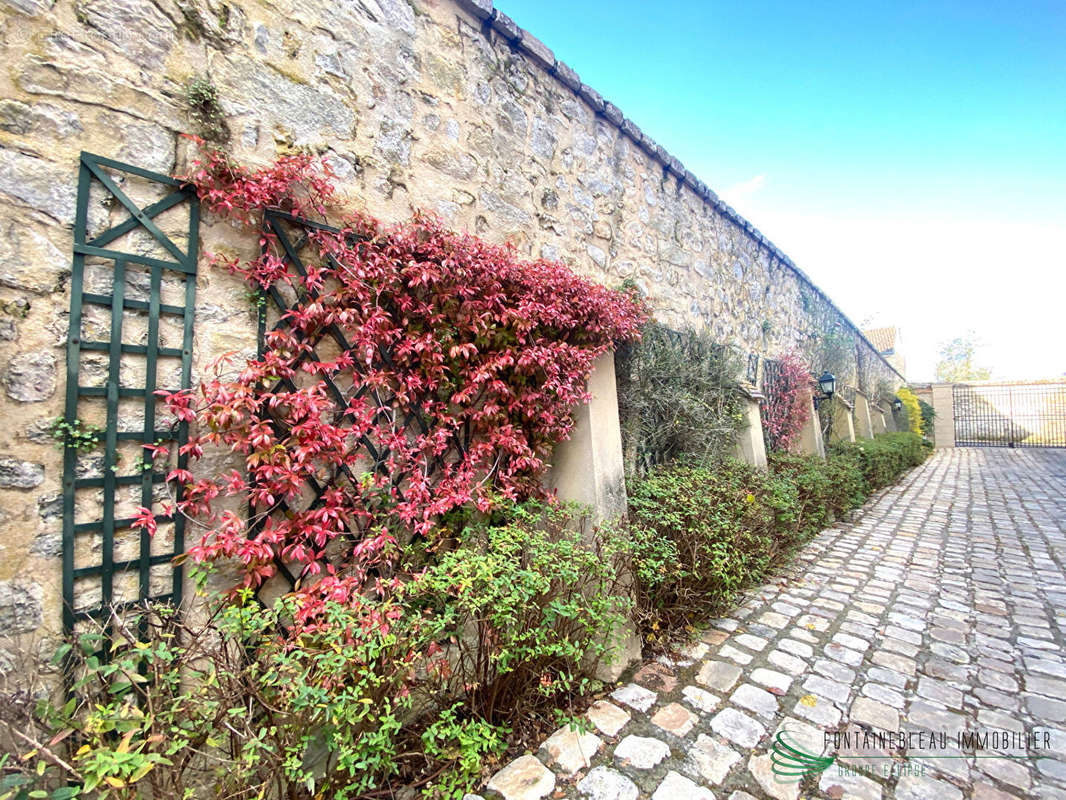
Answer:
721 174 766 214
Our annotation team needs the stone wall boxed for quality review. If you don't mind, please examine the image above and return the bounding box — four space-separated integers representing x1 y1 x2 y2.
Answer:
0 0 904 653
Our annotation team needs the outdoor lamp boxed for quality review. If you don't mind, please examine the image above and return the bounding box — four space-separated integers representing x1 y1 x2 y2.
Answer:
818 371 836 399
893 397 903 412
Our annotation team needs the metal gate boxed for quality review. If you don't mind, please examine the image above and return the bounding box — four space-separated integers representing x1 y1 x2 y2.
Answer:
953 382 1066 448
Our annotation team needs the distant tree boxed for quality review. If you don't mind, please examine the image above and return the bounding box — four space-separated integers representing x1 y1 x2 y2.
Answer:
935 332 991 382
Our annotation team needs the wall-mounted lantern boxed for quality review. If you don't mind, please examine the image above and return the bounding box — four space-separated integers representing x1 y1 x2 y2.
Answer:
818 371 836 399
814 371 835 410
893 397 903 412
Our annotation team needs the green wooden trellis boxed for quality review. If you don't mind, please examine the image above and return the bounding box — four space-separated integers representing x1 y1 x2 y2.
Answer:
61 152 199 636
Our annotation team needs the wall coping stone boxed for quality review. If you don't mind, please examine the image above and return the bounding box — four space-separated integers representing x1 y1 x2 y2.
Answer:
738 381 765 401
456 0 905 383
578 83 606 113
455 0 493 20
489 9 520 41
518 30 554 70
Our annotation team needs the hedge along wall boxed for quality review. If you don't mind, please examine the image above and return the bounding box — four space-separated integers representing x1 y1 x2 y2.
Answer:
0 0 903 651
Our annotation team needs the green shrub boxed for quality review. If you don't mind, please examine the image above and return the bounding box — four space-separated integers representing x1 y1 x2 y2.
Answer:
630 433 930 640
918 399 936 438
4 441 932 799
615 323 745 479
829 432 929 492
626 459 801 635
896 387 924 435
768 449 868 534
5 503 630 799
2 592 423 800
823 451 870 512
410 501 630 727
420 705 508 800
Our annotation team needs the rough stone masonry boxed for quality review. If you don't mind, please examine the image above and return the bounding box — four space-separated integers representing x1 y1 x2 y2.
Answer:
0 0 901 652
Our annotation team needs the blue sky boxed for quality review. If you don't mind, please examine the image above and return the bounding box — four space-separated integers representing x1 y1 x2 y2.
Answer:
499 0 1066 380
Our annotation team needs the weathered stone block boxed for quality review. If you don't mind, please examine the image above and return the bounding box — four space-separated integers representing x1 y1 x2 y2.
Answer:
619 118 642 143
576 766 637 800
455 0 493 21
613 735 670 769
587 700 630 737
517 30 553 70
78 0 176 70
490 10 520 41
602 102 624 126
0 580 43 634
0 221 68 293
685 733 739 783
652 771 714 800
539 725 601 776
485 755 554 800
4 350 57 403
551 60 582 91
578 83 605 113
0 149 77 225
0 457 44 488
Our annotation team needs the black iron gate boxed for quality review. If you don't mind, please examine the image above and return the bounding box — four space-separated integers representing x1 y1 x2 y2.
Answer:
953 383 1066 448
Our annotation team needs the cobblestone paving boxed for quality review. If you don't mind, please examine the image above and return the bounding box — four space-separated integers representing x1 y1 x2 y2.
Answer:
481 449 1066 800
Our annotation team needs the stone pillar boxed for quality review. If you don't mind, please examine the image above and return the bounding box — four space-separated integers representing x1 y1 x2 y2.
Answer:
853 391 874 439
830 395 856 443
930 383 956 449
796 393 826 458
734 393 768 470
546 351 640 680
871 407 887 434
548 351 627 521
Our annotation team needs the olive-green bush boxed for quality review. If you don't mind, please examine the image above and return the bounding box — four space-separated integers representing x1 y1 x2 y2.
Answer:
626 432 930 638
626 459 800 634
829 431 931 492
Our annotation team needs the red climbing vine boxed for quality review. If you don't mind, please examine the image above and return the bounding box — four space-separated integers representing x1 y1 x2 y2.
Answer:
140 143 647 603
760 352 812 452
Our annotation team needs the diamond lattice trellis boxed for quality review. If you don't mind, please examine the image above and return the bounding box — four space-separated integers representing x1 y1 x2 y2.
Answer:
249 210 479 599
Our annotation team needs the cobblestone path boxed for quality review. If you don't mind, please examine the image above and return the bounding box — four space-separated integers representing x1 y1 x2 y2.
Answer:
481 449 1066 800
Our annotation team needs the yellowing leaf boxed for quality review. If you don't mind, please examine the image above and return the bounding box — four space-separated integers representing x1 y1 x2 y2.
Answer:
116 729 135 754
800 694 817 707
130 762 155 783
